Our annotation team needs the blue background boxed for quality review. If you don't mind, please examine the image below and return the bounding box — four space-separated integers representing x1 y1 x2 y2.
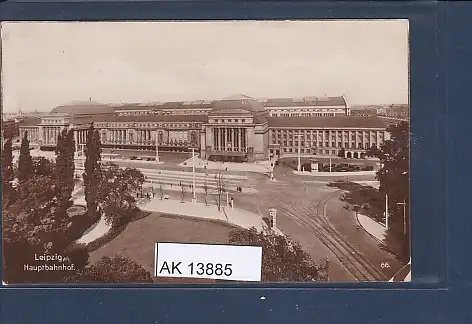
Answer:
0 1 470 322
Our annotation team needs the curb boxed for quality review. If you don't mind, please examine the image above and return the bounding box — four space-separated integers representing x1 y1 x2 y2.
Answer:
354 212 385 244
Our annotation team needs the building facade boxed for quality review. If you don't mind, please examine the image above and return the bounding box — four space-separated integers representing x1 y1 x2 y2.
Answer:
2 118 20 140
262 95 350 117
17 95 391 161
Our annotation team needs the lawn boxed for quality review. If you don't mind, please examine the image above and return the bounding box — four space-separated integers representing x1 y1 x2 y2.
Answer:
88 212 237 276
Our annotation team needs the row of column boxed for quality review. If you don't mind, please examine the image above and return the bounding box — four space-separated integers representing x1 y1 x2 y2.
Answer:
213 127 247 152
273 130 383 149
103 129 153 143
136 130 152 143
43 127 60 144
76 129 88 145
20 128 39 142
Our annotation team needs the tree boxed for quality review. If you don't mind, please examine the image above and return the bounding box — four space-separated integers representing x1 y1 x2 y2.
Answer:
215 172 226 211
159 181 164 200
2 137 15 206
83 123 101 218
97 162 144 227
366 121 410 261
55 129 76 211
2 137 14 182
32 156 55 177
203 173 209 206
18 132 33 183
338 147 346 158
2 175 90 283
179 181 187 203
229 228 328 282
70 256 152 283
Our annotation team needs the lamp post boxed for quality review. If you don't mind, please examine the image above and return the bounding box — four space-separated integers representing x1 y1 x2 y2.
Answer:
154 130 160 162
329 152 332 172
294 132 302 172
385 193 389 230
396 200 407 235
189 147 196 202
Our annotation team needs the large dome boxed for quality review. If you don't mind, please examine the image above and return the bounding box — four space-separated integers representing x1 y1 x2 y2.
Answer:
51 101 114 115
211 94 265 114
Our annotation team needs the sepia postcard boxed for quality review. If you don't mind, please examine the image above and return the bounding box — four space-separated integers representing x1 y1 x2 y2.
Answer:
1 20 410 284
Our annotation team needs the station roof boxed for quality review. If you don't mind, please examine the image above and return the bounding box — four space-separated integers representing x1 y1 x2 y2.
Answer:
19 117 41 127
51 102 114 115
263 96 347 107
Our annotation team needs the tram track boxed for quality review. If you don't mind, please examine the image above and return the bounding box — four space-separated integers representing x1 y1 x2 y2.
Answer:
267 187 386 282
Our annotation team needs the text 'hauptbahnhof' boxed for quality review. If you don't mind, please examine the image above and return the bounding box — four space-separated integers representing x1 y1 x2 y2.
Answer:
18 94 399 162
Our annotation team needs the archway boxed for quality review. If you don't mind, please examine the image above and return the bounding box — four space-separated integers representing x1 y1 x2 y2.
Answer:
347 152 352 158
353 152 359 159
360 153 365 159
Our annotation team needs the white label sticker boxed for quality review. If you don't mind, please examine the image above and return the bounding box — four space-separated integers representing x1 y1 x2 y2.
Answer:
154 242 262 282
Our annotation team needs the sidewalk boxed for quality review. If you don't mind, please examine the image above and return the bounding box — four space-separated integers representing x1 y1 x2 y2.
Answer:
178 157 273 174
356 213 386 242
77 215 112 245
71 191 113 244
293 170 376 177
139 197 268 231
352 180 380 189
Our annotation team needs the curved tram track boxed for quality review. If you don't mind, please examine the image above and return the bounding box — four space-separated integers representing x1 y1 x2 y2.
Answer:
267 188 387 282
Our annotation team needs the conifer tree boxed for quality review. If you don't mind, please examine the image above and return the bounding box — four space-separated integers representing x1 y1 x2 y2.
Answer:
18 132 33 183
2 137 15 205
55 128 76 211
83 123 102 218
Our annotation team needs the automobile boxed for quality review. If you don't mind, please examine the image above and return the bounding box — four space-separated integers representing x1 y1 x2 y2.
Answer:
130 156 137 160
163 194 170 199
146 157 154 161
136 156 143 160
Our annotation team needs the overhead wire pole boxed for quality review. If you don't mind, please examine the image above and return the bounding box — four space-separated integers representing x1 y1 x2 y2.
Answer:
155 130 160 162
385 193 389 230
329 151 332 172
397 200 407 235
294 132 302 172
189 147 196 201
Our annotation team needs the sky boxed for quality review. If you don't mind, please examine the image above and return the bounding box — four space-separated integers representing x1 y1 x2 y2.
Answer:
1 20 409 113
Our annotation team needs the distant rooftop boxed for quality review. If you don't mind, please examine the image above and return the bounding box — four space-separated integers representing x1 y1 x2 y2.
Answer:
263 96 347 107
51 102 114 115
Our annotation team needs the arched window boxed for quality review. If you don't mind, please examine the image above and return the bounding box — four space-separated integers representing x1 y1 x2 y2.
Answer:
190 131 197 144
129 131 134 143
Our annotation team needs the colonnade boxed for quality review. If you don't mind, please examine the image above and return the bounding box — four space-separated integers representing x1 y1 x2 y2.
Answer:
212 127 247 152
